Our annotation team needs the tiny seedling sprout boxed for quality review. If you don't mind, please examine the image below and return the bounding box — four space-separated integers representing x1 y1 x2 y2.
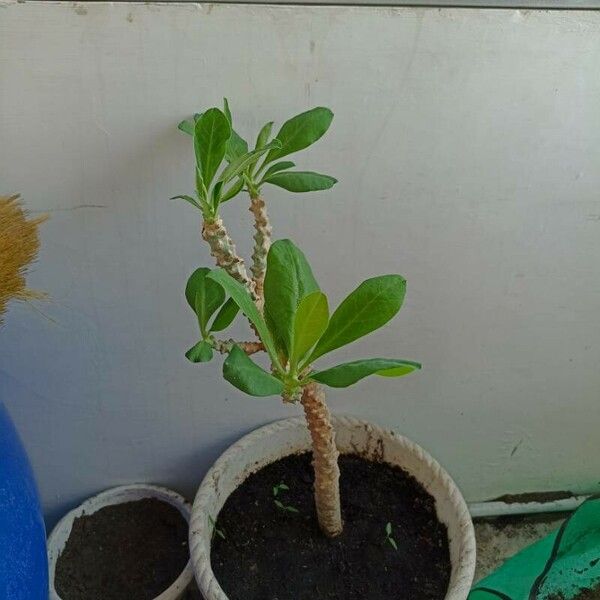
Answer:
272 482 299 513
208 514 226 541
385 522 398 550
272 482 289 497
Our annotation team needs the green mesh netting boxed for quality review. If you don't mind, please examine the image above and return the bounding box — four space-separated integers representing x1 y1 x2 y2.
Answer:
469 496 600 600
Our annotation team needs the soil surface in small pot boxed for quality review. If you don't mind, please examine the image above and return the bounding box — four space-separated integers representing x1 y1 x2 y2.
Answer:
55 498 189 600
212 453 451 600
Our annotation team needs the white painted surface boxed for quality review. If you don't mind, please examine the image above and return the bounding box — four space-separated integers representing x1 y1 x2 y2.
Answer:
1 2 599 527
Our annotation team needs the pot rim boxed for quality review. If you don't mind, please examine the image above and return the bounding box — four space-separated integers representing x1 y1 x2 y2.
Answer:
190 415 476 600
47 483 194 600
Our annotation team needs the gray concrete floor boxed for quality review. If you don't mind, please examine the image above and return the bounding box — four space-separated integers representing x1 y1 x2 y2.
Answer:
474 513 566 583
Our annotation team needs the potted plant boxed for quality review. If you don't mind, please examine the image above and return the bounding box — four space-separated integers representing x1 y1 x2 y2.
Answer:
174 103 476 599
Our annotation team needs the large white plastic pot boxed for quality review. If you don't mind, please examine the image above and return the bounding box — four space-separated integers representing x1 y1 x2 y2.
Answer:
48 484 194 600
190 415 476 600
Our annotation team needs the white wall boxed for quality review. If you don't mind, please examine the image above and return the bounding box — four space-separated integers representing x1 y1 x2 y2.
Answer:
1 1 599 527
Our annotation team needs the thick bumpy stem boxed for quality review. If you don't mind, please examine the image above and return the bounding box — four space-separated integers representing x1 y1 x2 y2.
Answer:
249 195 271 307
202 217 256 300
300 382 343 537
212 339 264 355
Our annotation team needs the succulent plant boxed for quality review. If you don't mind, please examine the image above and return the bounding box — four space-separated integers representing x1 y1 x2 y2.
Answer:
174 102 419 536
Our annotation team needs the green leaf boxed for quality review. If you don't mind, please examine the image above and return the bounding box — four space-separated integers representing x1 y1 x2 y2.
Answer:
178 119 195 135
195 166 205 196
226 130 249 162
178 112 204 135
265 107 334 163
263 240 319 358
219 140 282 185
310 358 421 388
207 269 280 367
211 180 224 208
386 522 392 535
274 499 299 513
220 178 245 203
209 298 239 332
292 291 329 367
223 98 233 124
194 108 231 187
171 195 200 209
223 345 284 397
255 121 274 150
177 113 202 137
185 268 226 332
378 364 421 377
185 340 214 363
309 275 406 362
265 171 337 193
388 538 398 551
262 161 295 180
222 99 249 162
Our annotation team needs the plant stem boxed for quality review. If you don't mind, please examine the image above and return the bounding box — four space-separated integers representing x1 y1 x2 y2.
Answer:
300 382 343 537
202 216 257 300
212 339 264 355
249 194 271 309
202 215 263 341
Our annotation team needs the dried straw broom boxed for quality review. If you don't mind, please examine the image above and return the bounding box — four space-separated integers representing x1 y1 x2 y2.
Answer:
0 194 47 323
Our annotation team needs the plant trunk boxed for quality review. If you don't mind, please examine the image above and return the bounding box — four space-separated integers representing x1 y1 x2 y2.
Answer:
300 382 343 537
248 195 271 308
202 217 257 300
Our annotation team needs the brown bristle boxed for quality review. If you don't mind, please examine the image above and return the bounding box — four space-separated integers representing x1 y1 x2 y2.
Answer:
0 194 48 323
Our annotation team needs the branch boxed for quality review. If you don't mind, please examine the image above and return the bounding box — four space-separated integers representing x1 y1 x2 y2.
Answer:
212 338 264 355
201 215 266 342
249 195 272 309
202 216 257 300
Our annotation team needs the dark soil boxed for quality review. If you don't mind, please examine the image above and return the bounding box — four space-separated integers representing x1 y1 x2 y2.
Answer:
212 452 451 600
494 490 574 504
476 511 568 531
182 585 203 599
55 498 189 600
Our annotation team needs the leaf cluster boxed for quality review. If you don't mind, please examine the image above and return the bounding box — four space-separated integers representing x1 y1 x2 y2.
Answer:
174 101 337 219
185 239 420 399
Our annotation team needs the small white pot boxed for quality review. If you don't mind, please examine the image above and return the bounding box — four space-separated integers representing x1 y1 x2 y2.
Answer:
190 415 476 600
48 484 194 600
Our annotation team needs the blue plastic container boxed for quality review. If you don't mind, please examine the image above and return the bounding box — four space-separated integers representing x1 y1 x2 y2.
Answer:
0 402 48 599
